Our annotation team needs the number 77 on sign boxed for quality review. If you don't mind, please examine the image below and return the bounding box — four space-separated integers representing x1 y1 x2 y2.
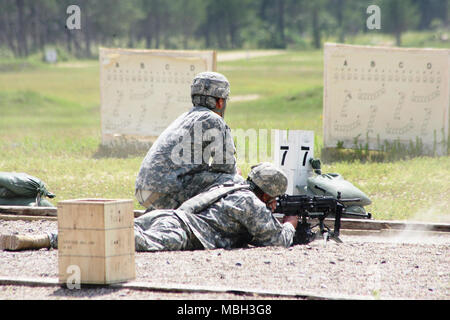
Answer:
273 130 315 195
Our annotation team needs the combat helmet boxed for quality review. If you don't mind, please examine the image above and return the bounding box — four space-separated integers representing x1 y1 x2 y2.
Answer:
191 72 230 110
248 162 288 198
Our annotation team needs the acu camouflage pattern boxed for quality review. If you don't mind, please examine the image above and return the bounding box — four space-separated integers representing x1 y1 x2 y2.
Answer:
47 231 58 249
134 210 203 251
134 186 296 251
44 217 200 251
191 72 230 109
135 105 239 209
44 216 200 251
248 162 288 198
177 183 250 215
42 183 295 251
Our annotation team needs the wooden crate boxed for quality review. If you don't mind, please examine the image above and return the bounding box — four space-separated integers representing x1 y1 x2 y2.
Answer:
57 199 135 285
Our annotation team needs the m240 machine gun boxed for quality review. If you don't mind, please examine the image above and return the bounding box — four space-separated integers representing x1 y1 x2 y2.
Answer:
275 192 372 245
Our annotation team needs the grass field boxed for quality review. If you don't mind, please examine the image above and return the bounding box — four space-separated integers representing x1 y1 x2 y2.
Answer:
0 49 449 221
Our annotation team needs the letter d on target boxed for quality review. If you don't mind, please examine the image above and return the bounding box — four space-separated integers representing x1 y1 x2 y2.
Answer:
66 265 81 289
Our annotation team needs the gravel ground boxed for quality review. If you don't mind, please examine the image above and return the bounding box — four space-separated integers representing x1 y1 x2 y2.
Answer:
0 219 449 300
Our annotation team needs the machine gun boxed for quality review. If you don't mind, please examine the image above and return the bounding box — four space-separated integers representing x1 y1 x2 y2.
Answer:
275 192 371 245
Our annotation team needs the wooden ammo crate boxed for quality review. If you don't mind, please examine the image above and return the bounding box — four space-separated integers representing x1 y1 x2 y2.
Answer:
57 199 135 285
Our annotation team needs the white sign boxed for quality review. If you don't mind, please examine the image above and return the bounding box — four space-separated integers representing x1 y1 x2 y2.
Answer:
44 49 57 63
273 130 315 195
323 43 450 155
99 48 216 145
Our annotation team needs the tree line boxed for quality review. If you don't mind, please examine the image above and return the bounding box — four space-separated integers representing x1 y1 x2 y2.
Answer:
0 0 448 58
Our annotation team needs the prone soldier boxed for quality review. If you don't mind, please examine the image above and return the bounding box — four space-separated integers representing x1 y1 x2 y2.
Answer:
1 163 298 251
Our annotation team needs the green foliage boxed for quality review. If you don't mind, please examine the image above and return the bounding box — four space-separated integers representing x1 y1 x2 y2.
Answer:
323 127 449 163
377 0 421 45
0 0 449 56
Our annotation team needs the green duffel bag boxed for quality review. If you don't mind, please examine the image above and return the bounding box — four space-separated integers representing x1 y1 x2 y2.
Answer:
305 173 372 206
0 172 55 207
0 186 16 198
0 197 55 207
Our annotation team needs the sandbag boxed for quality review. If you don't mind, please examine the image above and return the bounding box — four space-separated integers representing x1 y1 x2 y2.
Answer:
306 173 372 206
0 197 55 207
0 187 16 198
0 172 55 207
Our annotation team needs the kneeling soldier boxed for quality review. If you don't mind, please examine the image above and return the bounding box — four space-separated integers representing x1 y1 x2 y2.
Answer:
135 72 242 211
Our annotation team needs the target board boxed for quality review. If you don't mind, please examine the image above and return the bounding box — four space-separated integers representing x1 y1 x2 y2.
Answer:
273 130 315 195
323 43 449 155
99 48 216 145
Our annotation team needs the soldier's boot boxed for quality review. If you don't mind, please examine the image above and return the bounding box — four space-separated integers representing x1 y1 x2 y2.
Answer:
0 234 51 251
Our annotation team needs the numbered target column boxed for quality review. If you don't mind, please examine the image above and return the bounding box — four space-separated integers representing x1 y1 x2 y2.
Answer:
273 130 315 195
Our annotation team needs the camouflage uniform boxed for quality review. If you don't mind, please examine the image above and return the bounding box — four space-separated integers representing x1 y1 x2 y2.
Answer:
46 186 294 251
39 163 294 252
134 163 294 251
135 72 239 210
134 187 295 251
134 210 203 251
47 231 58 249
